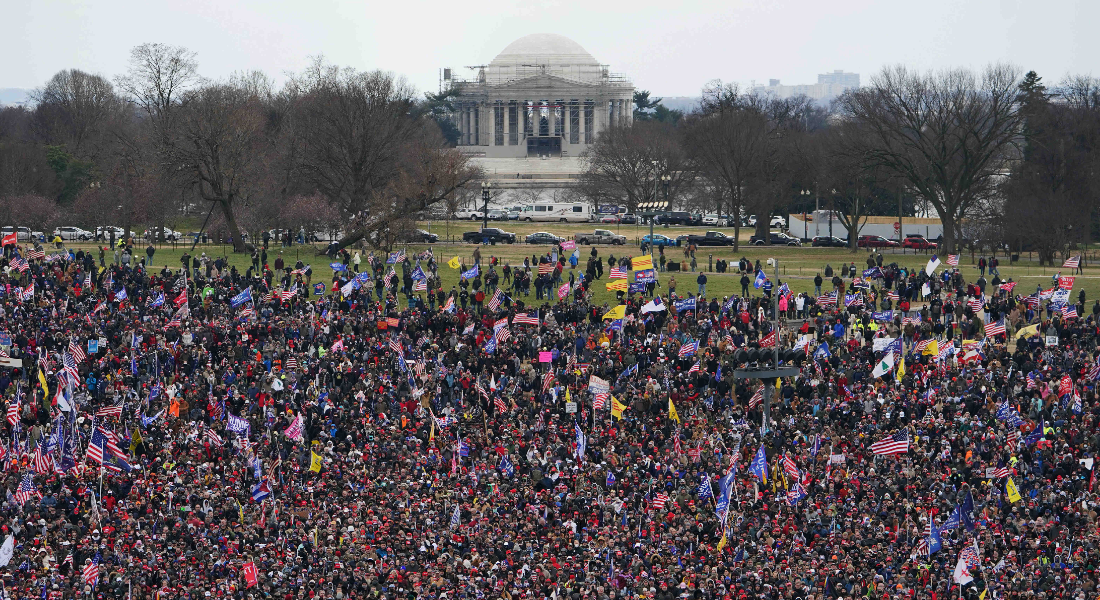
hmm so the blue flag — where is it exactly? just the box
[673,297,696,313]
[330,262,346,272]
[750,446,768,484]
[606,471,615,486]
[499,456,515,478]
[461,265,479,280]
[230,287,252,308]
[754,270,767,289]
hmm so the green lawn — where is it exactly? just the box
[71,232,1098,308]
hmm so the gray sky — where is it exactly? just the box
[4,0,1098,99]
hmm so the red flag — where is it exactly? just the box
[0,232,15,246]
[243,561,259,588]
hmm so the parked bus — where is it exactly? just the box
[518,202,593,222]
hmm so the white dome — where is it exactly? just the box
[491,34,598,66]
[480,34,605,85]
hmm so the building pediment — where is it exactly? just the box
[489,73,605,92]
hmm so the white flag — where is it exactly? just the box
[871,353,895,379]
[921,282,931,298]
[925,255,941,276]
[952,555,973,584]
[0,535,13,567]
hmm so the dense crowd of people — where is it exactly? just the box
[1,238,1099,600]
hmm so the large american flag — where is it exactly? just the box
[946,254,959,266]
[748,387,763,409]
[1063,255,1080,269]
[486,288,504,312]
[816,293,837,306]
[82,552,100,585]
[537,262,554,275]
[870,430,909,455]
[678,340,698,358]
[985,319,1006,338]
[609,267,627,279]
[650,493,670,511]
[68,339,86,363]
[13,472,39,506]
[33,445,54,474]
[6,398,18,426]
[513,312,540,326]
[95,400,123,418]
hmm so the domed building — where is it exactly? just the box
[451,34,634,159]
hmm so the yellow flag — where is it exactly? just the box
[236,498,244,522]
[921,340,939,356]
[603,304,626,320]
[130,429,143,454]
[896,354,905,382]
[979,589,987,600]
[611,397,627,419]
[606,280,628,292]
[632,255,653,270]
[448,256,461,269]
[1015,324,1039,340]
[310,451,323,472]
[668,399,680,423]
[1006,478,1021,503]
[716,530,728,553]
[38,369,48,398]
[429,419,435,442]
[565,388,571,402]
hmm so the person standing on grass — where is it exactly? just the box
[696,272,707,297]
[146,243,155,267]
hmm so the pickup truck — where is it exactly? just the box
[575,229,626,245]
[749,231,802,246]
[683,231,736,246]
[462,228,516,244]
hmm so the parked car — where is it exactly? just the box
[653,212,694,226]
[682,231,736,246]
[1,226,44,242]
[397,229,439,243]
[462,228,516,244]
[640,234,678,247]
[94,226,125,241]
[619,214,637,224]
[857,235,900,248]
[525,232,563,245]
[902,234,937,250]
[769,215,786,228]
[454,209,485,220]
[701,214,721,226]
[144,227,182,241]
[811,236,848,247]
[749,232,802,246]
[575,229,626,245]
[52,226,93,241]
[599,215,621,224]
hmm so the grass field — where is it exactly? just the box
[66,222,1100,310]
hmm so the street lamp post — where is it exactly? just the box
[480,182,492,231]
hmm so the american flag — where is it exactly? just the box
[870,430,909,455]
[913,339,933,353]
[1021,295,1039,309]
[239,306,255,319]
[28,248,45,260]
[389,336,403,354]
[14,472,39,505]
[678,340,698,358]
[203,427,224,446]
[494,325,511,344]
[1005,429,1021,451]
[262,291,274,303]
[782,454,800,479]
[486,288,504,311]
[413,279,427,291]
[82,553,100,585]
[967,297,985,312]
[95,401,123,418]
[609,267,627,279]
[6,398,18,426]
[844,294,863,307]
[1000,281,1017,293]
[33,445,54,474]
[688,361,700,373]
[991,462,1011,478]
[946,255,959,266]
[285,356,298,371]
[21,283,34,301]
[985,319,1006,338]
[651,493,670,511]
[494,396,508,414]
[541,372,554,393]
[62,352,80,383]
[537,262,554,275]
[593,392,608,410]
[748,387,763,409]
[9,257,28,272]
[1063,255,1080,269]
[1062,305,1079,319]
[817,293,837,306]
[280,285,298,300]
[513,312,540,326]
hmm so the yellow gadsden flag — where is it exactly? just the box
[606,280,628,292]
[38,368,48,398]
[1006,478,1022,503]
[603,304,627,320]
[716,530,728,553]
[611,397,627,419]
[896,352,906,383]
[632,255,654,270]
[448,256,461,269]
[921,339,939,356]
[310,451,323,473]
[1015,324,1039,340]
[668,398,680,423]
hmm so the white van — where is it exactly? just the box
[518,203,592,223]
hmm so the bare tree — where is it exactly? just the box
[839,64,1023,252]
[31,70,122,159]
[578,120,694,213]
[167,77,273,251]
[116,43,201,138]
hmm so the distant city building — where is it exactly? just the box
[752,70,860,102]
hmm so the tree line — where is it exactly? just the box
[0,44,479,252]
[581,66,1100,259]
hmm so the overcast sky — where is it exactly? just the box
[3,0,1098,99]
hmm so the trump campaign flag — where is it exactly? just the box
[243,561,259,587]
